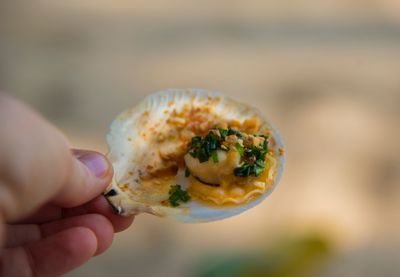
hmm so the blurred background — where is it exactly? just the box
[1,0,400,276]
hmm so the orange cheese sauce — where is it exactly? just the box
[134,175,177,203]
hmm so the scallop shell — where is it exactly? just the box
[104,89,285,223]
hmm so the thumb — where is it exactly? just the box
[0,94,113,221]
[53,149,113,208]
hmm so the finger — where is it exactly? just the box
[62,196,134,232]
[0,227,97,277]
[12,204,62,224]
[52,149,113,208]
[41,214,114,255]
[4,214,114,253]
[4,224,41,248]
[15,197,134,233]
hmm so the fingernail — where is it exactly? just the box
[77,152,109,178]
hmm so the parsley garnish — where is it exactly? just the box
[211,150,219,163]
[234,137,269,177]
[235,142,244,156]
[218,128,228,138]
[188,132,219,162]
[168,185,191,207]
[227,128,243,137]
[187,127,268,177]
[188,127,244,163]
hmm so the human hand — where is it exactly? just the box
[0,94,134,276]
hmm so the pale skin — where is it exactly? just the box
[0,94,134,276]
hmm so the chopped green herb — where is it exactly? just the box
[168,185,191,207]
[188,130,223,163]
[191,136,202,145]
[254,165,264,176]
[198,148,209,162]
[211,150,219,163]
[234,136,269,177]
[218,128,228,138]
[262,139,268,152]
[234,163,265,177]
[227,128,242,137]
[255,159,265,168]
[235,142,244,156]
[234,164,250,177]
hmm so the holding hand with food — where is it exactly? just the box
[0,89,284,275]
